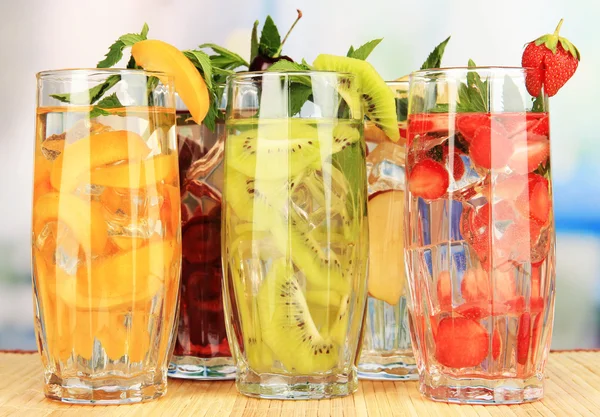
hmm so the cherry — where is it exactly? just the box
[249,55,293,71]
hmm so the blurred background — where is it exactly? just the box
[0,0,597,350]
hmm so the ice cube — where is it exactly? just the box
[101,187,163,240]
[366,141,406,195]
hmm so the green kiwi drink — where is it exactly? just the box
[223,115,368,397]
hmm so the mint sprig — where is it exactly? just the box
[250,20,260,62]
[199,43,249,70]
[89,93,124,118]
[258,16,281,57]
[420,36,451,69]
[346,39,383,61]
[51,74,121,104]
[266,60,312,116]
[97,23,148,68]
[457,59,489,112]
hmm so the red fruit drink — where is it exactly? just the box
[405,67,555,405]
[169,105,235,379]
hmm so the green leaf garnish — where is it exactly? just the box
[97,41,126,68]
[347,39,383,61]
[250,20,260,62]
[456,59,489,112]
[420,36,451,69]
[199,43,249,70]
[264,60,312,116]
[258,16,281,57]
[89,93,124,118]
[532,92,545,112]
[184,50,214,90]
[50,74,121,104]
[97,22,148,68]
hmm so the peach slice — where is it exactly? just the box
[33,192,108,254]
[57,239,179,310]
[131,39,210,124]
[50,130,151,191]
[367,190,406,305]
[90,154,178,189]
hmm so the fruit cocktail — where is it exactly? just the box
[32,69,181,404]
[169,95,235,379]
[405,67,556,404]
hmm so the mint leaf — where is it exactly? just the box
[140,22,149,39]
[258,16,281,57]
[346,45,355,57]
[119,33,144,47]
[97,40,126,68]
[267,60,310,72]
[250,20,260,62]
[288,84,313,116]
[347,38,383,61]
[50,75,121,104]
[456,59,488,112]
[184,50,213,90]
[199,43,249,68]
[89,93,123,117]
[420,36,451,69]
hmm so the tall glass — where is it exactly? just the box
[405,67,555,404]
[359,81,416,380]
[222,71,369,399]
[169,93,236,379]
[32,69,181,404]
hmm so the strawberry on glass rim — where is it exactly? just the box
[522,19,581,97]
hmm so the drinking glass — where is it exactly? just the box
[222,71,369,399]
[405,67,555,404]
[169,92,236,379]
[32,69,181,404]
[359,81,417,380]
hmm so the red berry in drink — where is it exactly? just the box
[515,174,550,226]
[469,126,514,169]
[461,268,490,303]
[408,159,449,200]
[456,114,490,143]
[508,133,550,175]
[435,317,489,368]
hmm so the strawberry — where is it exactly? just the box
[528,115,550,136]
[461,268,490,303]
[435,317,489,368]
[515,174,550,225]
[492,329,502,360]
[436,270,453,309]
[456,114,490,143]
[469,126,514,169]
[508,133,550,175]
[522,19,580,97]
[517,313,532,365]
[408,159,449,200]
[447,150,465,181]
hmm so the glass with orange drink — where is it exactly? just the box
[32,69,181,404]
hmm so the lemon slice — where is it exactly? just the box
[132,39,210,124]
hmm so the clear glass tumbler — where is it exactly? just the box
[32,69,181,404]
[359,81,417,380]
[169,93,236,379]
[222,71,369,399]
[405,67,555,404]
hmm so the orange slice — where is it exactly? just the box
[33,192,108,254]
[57,239,179,310]
[50,130,151,191]
[131,40,210,124]
[90,153,178,189]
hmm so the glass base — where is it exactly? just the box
[236,369,358,400]
[358,351,417,380]
[169,355,236,380]
[44,370,167,405]
[419,372,544,404]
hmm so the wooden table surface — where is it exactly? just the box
[1,351,599,416]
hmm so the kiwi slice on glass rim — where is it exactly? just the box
[313,54,400,142]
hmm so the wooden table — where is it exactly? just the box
[1,351,599,416]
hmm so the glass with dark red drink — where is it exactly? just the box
[168,96,235,379]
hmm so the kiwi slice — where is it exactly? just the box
[226,119,362,180]
[257,260,339,373]
[313,54,400,142]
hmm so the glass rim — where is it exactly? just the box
[36,68,172,79]
[410,66,533,80]
[227,70,356,82]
